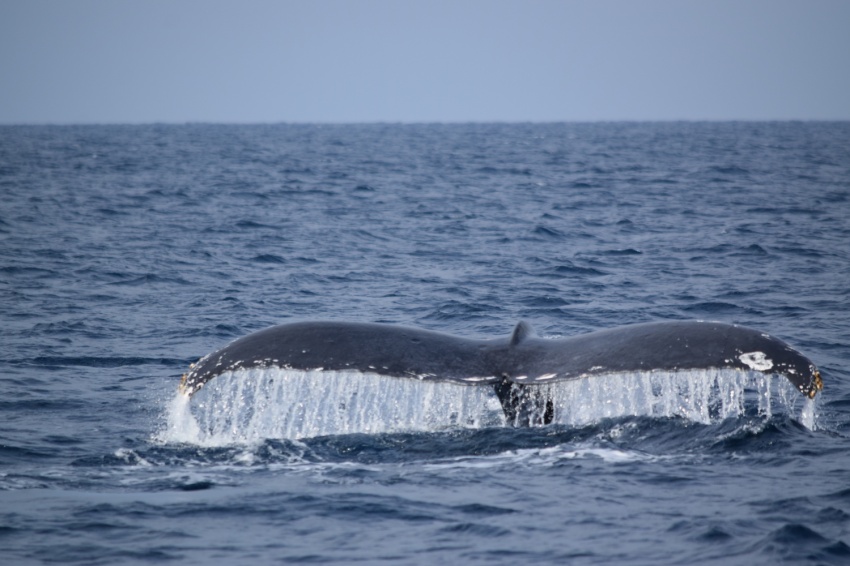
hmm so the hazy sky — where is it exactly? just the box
[1,0,848,123]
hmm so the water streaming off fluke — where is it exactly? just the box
[162,368,816,445]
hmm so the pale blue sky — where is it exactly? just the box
[1,0,848,123]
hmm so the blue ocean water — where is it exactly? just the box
[1,122,849,564]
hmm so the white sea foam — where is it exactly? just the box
[421,444,652,473]
[160,368,817,445]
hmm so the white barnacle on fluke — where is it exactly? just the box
[738,351,774,371]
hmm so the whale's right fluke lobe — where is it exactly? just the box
[511,321,823,400]
[180,320,822,425]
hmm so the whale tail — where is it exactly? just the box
[180,320,822,428]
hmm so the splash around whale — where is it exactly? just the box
[179,320,822,427]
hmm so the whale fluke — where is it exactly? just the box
[180,320,822,425]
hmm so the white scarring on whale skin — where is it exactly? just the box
[739,351,774,371]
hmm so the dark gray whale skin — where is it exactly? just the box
[180,320,822,424]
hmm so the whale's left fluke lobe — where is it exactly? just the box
[180,321,497,395]
[180,320,823,424]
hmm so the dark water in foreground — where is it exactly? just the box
[1,122,849,564]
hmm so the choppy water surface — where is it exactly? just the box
[1,122,849,564]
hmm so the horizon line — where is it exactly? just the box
[2,118,849,127]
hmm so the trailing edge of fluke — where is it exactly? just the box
[180,320,822,425]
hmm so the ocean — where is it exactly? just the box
[1,122,849,564]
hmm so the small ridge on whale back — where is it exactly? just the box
[510,320,535,346]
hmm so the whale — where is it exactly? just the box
[180,320,822,426]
